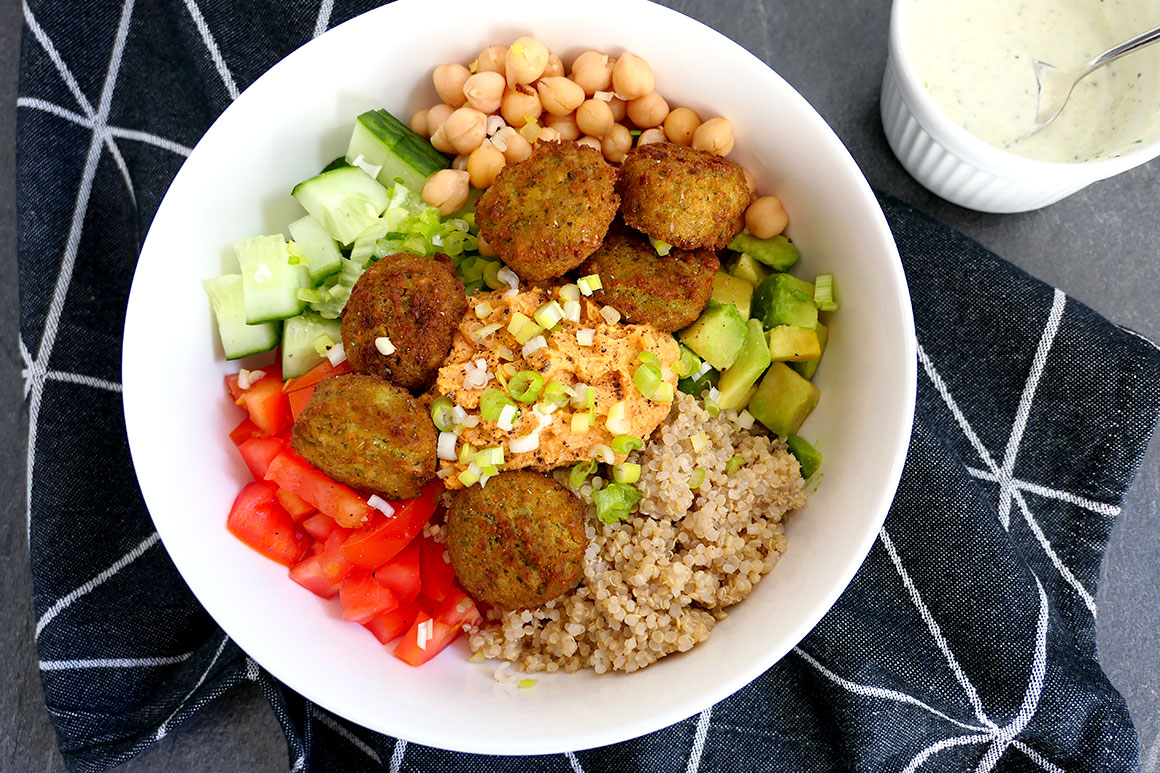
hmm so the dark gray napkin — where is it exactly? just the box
[17,1,1159,770]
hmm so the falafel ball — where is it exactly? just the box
[446,471,587,610]
[475,141,619,282]
[341,252,466,393]
[291,373,436,501]
[617,142,749,251]
[579,224,720,332]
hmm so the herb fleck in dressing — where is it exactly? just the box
[908,0,1152,163]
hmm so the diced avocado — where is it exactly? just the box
[767,325,821,362]
[711,272,753,319]
[752,273,818,330]
[728,233,799,271]
[786,434,822,478]
[747,362,820,437]
[678,300,748,371]
[727,253,771,286]
[790,321,829,380]
[678,364,719,397]
[717,319,772,410]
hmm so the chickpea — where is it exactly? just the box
[742,167,757,200]
[505,36,550,87]
[500,84,543,128]
[545,113,580,141]
[602,123,633,163]
[425,103,454,137]
[692,117,735,155]
[423,169,470,215]
[537,127,561,143]
[663,107,700,145]
[409,109,429,137]
[637,127,666,146]
[476,45,507,76]
[612,52,654,100]
[745,196,788,239]
[498,129,533,163]
[626,91,669,128]
[468,141,506,189]
[443,107,488,155]
[576,135,603,151]
[429,125,455,155]
[463,71,505,114]
[607,96,627,123]
[570,51,614,96]
[537,76,586,117]
[576,98,614,137]
[543,54,565,78]
[433,64,470,108]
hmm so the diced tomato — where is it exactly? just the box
[363,601,421,645]
[340,481,442,569]
[229,417,264,446]
[227,481,309,567]
[264,450,374,528]
[282,357,351,394]
[238,436,290,481]
[238,368,291,436]
[301,512,337,542]
[393,612,459,666]
[288,529,353,599]
[225,372,243,401]
[419,535,456,602]
[287,385,316,422]
[436,585,482,629]
[339,571,400,624]
[275,487,314,522]
[373,538,421,604]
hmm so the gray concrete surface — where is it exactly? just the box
[3,0,1157,770]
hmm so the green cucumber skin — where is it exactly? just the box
[203,274,281,360]
[347,109,449,194]
[281,311,343,379]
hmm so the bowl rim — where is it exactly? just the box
[888,0,1160,181]
[123,0,917,754]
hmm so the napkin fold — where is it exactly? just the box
[17,1,1160,771]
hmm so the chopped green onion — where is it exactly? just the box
[649,236,672,256]
[577,274,603,296]
[633,363,663,396]
[637,351,659,367]
[470,651,485,663]
[558,283,581,302]
[312,334,336,357]
[430,396,455,432]
[585,386,596,411]
[518,678,538,689]
[458,442,477,465]
[703,393,721,416]
[611,435,644,454]
[570,411,590,433]
[496,402,518,431]
[689,468,706,489]
[605,400,632,435]
[475,301,493,319]
[814,274,838,311]
[507,312,543,345]
[646,381,674,403]
[613,462,641,484]
[509,371,543,403]
[592,482,642,524]
[474,446,505,468]
[483,261,506,290]
[480,387,516,422]
[675,346,701,378]
[690,432,709,453]
[540,380,571,409]
[629,129,642,136]
[457,466,480,487]
[533,301,566,330]
[569,459,598,489]
[726,455,745,475]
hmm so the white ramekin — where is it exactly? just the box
[882,0,1160,213]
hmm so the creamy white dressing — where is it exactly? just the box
[908,0,1158,163]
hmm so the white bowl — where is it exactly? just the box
[883,0,1160,213]
[123,0,915,755]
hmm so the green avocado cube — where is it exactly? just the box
[786,434,822,478]
[717,319,772,410]
[752,273,818,331]
[728,233,799,271]
[790,321,829,380]
[711,272,753,320]
[727,253,771,286]
[767,325,821,362]
[678,301,748,371]
[747,362,820,437]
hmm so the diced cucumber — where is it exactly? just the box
[236,235,310,324]
[202,274,280,359]
[281,311,344,379]
[292,166,390,245]
[350,219,390,264]
[288,215,343,282]
[346,109,450,195]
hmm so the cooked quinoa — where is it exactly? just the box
[467,392,807,673]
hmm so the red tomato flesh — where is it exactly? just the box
[282,358,351,394]
[238,368,291,436]
[419,535,456,602]
[364,601,421,645]
[237,436,289,481]
[373,538,421,604]
[340,571,400,624]
[288,529,353,599]
[301,512,337,542]
[264,450,373,528]
[275,487,314,522]
[340,481,441,569]
[287,385,316,423]
[393,612,459,666]
[437,586,483,630]
[227,481,309,567]
[229,417,264,446]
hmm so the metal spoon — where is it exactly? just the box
[1032,23,1160,130]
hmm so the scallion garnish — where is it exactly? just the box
[611,435,644,454]
[569,459,598,489]
[613,462,641,484]
[689,468,706,489]
[508,371,544,403]
[480,387,516,422]
[814,274,838,311]
[430,396,455,432]
[592,481,642,523]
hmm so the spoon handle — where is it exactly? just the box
[1085,23,1160,73]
